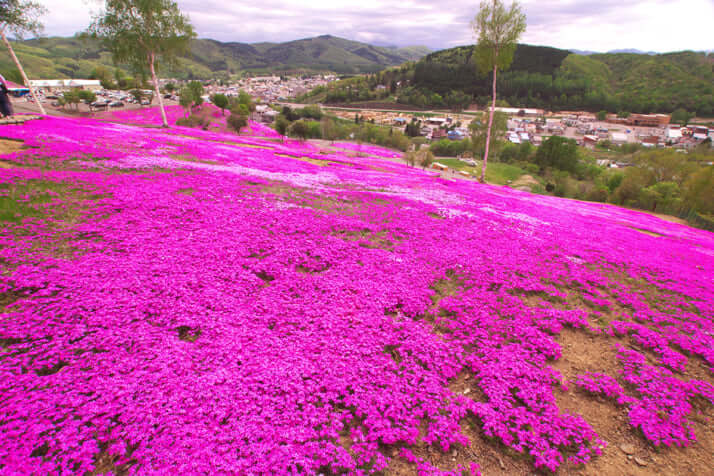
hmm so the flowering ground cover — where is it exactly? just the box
[93,104,283,139]
[0,108,712,475]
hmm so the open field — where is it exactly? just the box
[0,107,713,475]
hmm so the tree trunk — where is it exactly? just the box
[149,52,168,128]
[1,29,46,115]
[481,64,498,183]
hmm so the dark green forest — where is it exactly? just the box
[302,45,714,116]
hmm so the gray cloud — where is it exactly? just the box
[35,0,714,52]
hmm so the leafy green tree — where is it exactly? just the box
[164,82,176,93]
[130,89,144,103]
[671,108,692,126]
[211,93,228,115]
[91,65,117,89]
[535,136,578,173]
[320,117,337,143]
[275,115,289,139]
[446,90,472,112]
[419,149,435,169]
[236,90,255,113]
[231,103,249,118]
[78,89,97,110]
[178,86,193,117]
[471,0,526,182]
[683,166,714,215]
[403,150,417,167]
[227,112,247,133]
[596,110,608,121]
[0,0,47,114]
[289,120,310,141]
[62,90,81,110]
[469,111,507,159]
[187,81,204,108]
[90,0,195,127]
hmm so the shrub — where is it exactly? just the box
[289,120,310,141]
[227,114,248,134]
[176,115,209,129]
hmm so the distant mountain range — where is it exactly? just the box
[0,35,431,81]
[570,48,711,56]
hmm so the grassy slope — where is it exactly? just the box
[435,158,526,185]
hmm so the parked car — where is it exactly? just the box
[140,99,151,106]
[109,101,124,108]
[91,100,110,108]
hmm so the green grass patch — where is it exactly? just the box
[435,158,525,185]
[0,180,90,224]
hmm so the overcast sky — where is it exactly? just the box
[36,0,713,53]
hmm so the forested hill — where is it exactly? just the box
[0,35,431,81]
[410,45,713,114]
[307,44,713,115]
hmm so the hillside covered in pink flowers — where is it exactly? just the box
[0,107,712,475]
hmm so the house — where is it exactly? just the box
[690,126,709,136]
[426,117,447,127]
[610,132,628,145]
[666,126,682,141]
[583,135,599,149]
[626,114,670,127]
[261,110,278,124]
[641,136,660,148]
[431,162,448,171]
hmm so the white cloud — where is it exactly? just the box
[32,0,714,52]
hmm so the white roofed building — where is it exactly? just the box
[29,79,102,91]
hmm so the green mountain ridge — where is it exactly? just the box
[302,44,713,115]
[0,34,431,81]
[409,45,713,114]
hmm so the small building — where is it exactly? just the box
[261,110,278,124]
[611,132,628,145]
[426,117,447,127]
[29,79,102,91]
[431,162,448,171]
[583,135,599,149]
[666,126,682,141]
[494,107,544,116]
[626,114,670,128]
[641,136,660,148]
